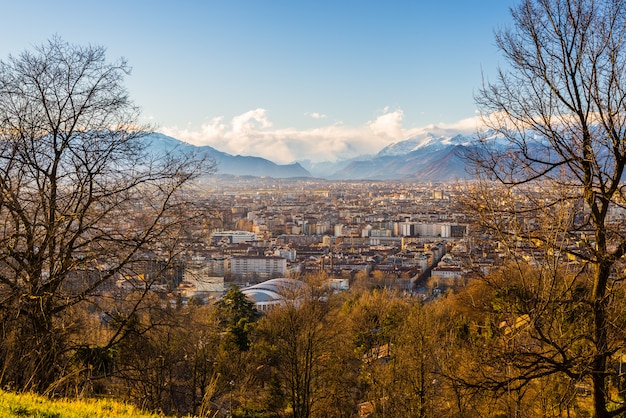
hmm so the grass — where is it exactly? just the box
[0,390,166,417]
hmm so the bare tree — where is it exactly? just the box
[256,279,358,418]
[469,0,626,416]
[0,37,211,392]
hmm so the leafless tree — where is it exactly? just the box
[0,37,212,392]
[468,0,626,416]
[256,279,358,418]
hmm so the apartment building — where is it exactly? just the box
[211,230,257,245]
[228,255,287,279]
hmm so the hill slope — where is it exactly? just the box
[145,133,311,178]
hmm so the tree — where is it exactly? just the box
[374,303,442,418]
[256,281,358,418]
[111,298,222,415]
[469,0,626,416]
[0,37,210,392]
[215,284,260,351]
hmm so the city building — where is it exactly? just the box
[229,255,287,280]
[211,230,257,245]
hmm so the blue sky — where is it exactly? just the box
[1,1,516,163]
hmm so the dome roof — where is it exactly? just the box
[241,278,304,303]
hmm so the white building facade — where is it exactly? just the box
[229,255,287,279]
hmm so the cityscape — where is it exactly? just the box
[166,178,477,306]
[2,1,626,417]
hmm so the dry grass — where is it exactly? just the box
[0,390,171,418]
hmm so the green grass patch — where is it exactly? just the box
[0,390,165,417]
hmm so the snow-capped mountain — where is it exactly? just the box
[376,133,470,157]
[141,131,483,181]
[322,133,478,181]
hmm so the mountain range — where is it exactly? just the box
[145,133,310,178]
[144,132,479,181]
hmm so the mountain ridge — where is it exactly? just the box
[144,131,477,181]
[145,133,312,178]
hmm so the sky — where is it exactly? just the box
[1,1,517,163]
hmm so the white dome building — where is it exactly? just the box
[241,278,304,312]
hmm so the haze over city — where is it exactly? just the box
[1,0,516,163]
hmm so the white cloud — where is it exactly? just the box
[161,108,481,164]
[435,115,483,132]
[231,108,272,134]
[307,112,327,119]
[367,107,404,140]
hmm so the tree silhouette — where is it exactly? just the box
[469,0,626,416]
[0,37,211,392]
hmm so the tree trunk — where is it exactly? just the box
[592,264,611,418]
